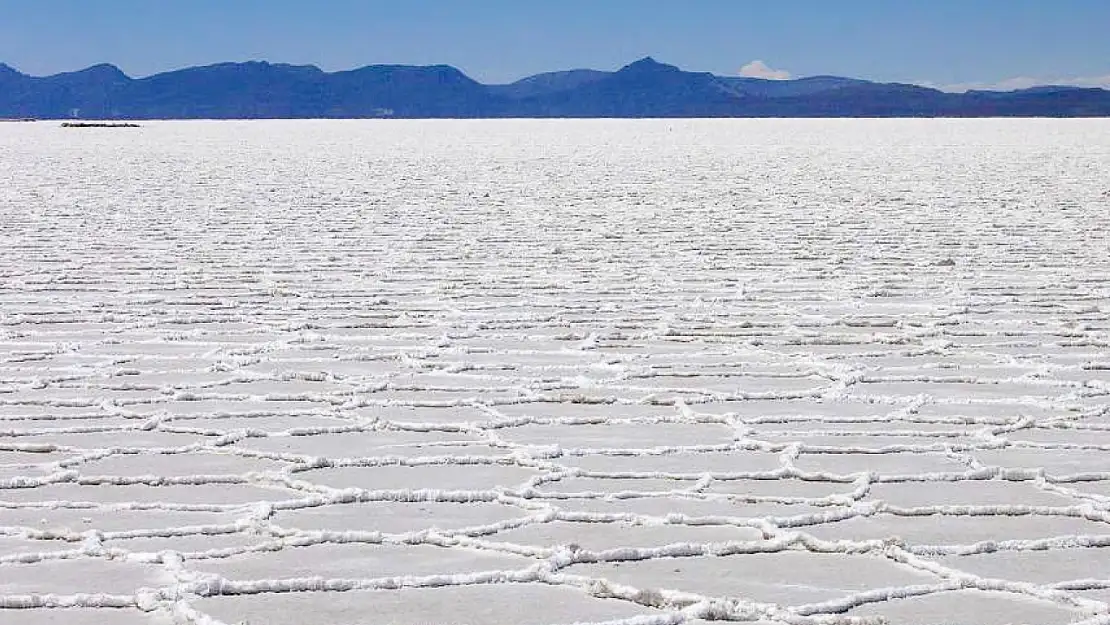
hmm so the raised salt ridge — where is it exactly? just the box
[1,119,1110,624]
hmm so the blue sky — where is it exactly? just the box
[2,0,1108,89]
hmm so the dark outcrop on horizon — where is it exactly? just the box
[2,57,1109,119]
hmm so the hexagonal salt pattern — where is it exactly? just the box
[3,119,1110,624]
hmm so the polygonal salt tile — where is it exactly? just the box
[272,501,533,534]
[1063,480,1110,498]
[0,483,304,506]
[974,448,1110,476]
[794,451,967,475]
[911,402,1062,420]
[560,450,781,474]
[939,547,1110,585]
[1004,427,1110,446]
[846,589,1081,625]
[866,479,1075,508]
[626,374,828,394]
[242,357,402,378]
[1074,588,1110,606]
[293,463,540,491]
[0,449,78,465]
[690,399,889,419]
[0,535,71,557]
[0,507,239,534]
[491,402,676,419]
[489,520,762,551]
[0,405,118,419]
[497,422,734,449]
[0,558,172,595]
[164,414,353,433]
[104,532,267,555]
[358,404,489,425]
[756,419,978,435]
[371,389,523,403]
[535,476,698,495]
[0,464,55,480]
[122,399,326,417]
[707,478,855,500]
[0,416,138,433]
[207,379,357,397]
[3,609,175,625]
[17,430,206,450]
[232,430,492,459]
[191,583,658,625]
[191,542,527,580]
[553,496,830,522]
[780,433,976,451]
[572,550,935,606]
[804,513,1109,547]
[850,381,1058,402]
[101,371,240,389]
[75,451,290,477]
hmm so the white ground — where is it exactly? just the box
[1,119,1109,624]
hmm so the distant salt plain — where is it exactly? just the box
[2,119,1110,625]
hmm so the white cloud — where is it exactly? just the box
[920,73,1110,93]
[739,60,791,80]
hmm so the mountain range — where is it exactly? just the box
[2,57,1109,119]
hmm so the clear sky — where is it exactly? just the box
[2,0,1108,90]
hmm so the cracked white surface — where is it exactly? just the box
[1,119,1110,624]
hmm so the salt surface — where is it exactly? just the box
[2,119,1110,624]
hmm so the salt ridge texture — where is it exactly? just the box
[1,119,1109,625]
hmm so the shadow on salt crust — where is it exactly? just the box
[192,583,658,625]
[847,589,1081,625]
[572,551,934,606]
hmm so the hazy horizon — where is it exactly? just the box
[1,0,1108,92]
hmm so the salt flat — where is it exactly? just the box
[1,119,1110,624]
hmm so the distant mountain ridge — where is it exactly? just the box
[2,57,1109,119]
